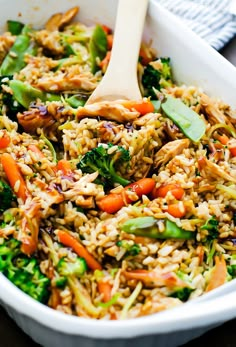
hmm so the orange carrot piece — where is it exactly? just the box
[229,147,236,156]
[101,24,112,34]
[56,159,72,175]
[107,34,113,50]
[57,230,102,271]
[166,203,186,218]
[98,281,112,303]
[99,51,111,72]
[28,144,44,159]
[122,99,154,115]
[1,153,28,202]
[0,130,10,149]
[139,48,153,66]
[206,256,227,292]
[217,134,229,145]
[98,178,156,214]
[152,184,185,200]
[123,269,187,288]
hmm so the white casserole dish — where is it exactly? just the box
[1,0,236,346]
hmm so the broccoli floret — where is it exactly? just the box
[57,257,87,277]
[0,180,15,212]
[77,143,131,188]
[201,216,219,241]
[170,287,194,302]
[0,76,24,121]
[116,240,141,257]
[142,57,173,99]
[0,238,50,303]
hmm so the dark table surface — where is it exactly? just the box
[1,36,236,347]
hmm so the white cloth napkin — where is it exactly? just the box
[157,0,236,50]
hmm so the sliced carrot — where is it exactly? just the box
[107,34,113,50]
[139,47,153,66]
[123,269,187,288]
[0,130,10,149]
[206,256,227,292]
[165,203,186,218]
[57,230,102,271]
[122,99,154,115]
[97,178,156,214]
[28,144,44,159]
[229,147,236,156]
[56,159,72,175]
[98,281,112,303]
[217,134,229,145]
[1,153,28,202]
[152,184,184,200]
[101,24,112,34]
[99,51,111,72]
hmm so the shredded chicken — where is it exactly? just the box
[154,139,190,168]
[198,157,236,183]
[17,103,73,140]
[200,93,227,124]
[76,100,140,123]
[35,71,97,92]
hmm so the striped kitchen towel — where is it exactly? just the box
[157,0,236,50]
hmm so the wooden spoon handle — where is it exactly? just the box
[87,0,149,103]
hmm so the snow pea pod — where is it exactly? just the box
[121,216,195,240]
[161,95,206,142]
[89,25,108,73]
[7,20,24,35]
[0,26,37,75]
[9,80,60,108]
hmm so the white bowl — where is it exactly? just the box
[1,1,236,346]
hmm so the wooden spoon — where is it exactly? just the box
[86,0,149,104]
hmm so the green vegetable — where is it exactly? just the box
[227,264,236,278]
[7,20,24,35]
[65,95,86,108]
[0,180,15,212]
[77,143,131,188]
[40,133,57,163]
[170,287,194,301]
[0,25,37,75]
[116,240,141,256]
[201,216,219,241]
[97,293,120,308]
[121,216,195,240]
[0,238,49,303]
[57,257,87,277]
[142,58,173,99]
[151,100,161,113]
[9,80,60,109]
[216,184,236,200]
[0,76,24,120]
[89,25,107,73]
[161,95,206,142]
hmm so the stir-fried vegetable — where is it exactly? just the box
[77,143,131,188]
[121,216,194,240]
[0,26,37,75]
[57,257,87,277]
[116,240,141,256]
[0,238,49,302]
[161,95,206,142]
[7,20,24,35]
[97,178,156,214]
[1,153,28,202]
[57,230,102,271]
[206,256,227,292]
[89,24,108,73]
[0,179,15,212]
[9,80,60,108]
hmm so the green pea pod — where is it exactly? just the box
[151,100,161,113]
[121,216,194,240]
[89,25,107,73]
[7,20,24,35]
[161,95,206,142]
[9,80,61,108]
[65,95,86,108]
[0,25,37,75]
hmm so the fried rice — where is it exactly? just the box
[0,6,236,320]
